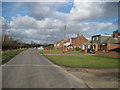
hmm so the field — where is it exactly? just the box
[39,50,119,68]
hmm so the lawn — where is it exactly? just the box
[38,50,119,68]
[42,52,119,68]
[1,49,27,62]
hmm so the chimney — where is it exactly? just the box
[77,32,80,37]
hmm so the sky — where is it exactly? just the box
[1,0,119,44]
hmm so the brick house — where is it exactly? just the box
[91,34,120,51]
[72,33,88,49]
[54,33,88,51]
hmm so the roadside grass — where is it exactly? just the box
[45,55,119,68]
[1,49,27,62]
[38,50,83,54]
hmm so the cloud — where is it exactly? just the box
[7,15,116,43]
[3,0,120,2]
[14,2,68,21]
[2,1,118,43]
[3,0,67,2]
[13,1,118,22]
[70,1,118,21]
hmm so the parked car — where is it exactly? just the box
[86,49,95,54]
[44,48,52,50]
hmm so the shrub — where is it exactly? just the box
[75,47,81,51]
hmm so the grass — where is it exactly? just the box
[45,55,118,68]
[38,50,119,68]
[1,49,27,62]
[38,50,83,54]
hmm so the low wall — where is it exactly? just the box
[95,51,120,58]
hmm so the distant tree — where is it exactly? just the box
[113,30,120,34]
[48,44,54,48]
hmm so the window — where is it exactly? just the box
[96,37,98,40]
[93,37,98,41]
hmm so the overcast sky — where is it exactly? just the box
[1,0,119,44]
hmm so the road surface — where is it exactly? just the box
[2,48,89,88]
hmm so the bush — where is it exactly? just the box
[75,47,81,51]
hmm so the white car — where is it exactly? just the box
[38,46,44,50]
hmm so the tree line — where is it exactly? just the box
[2,34,31,50]
[1,34,54,51]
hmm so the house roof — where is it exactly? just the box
[82,41,91,45]
[91,34,119,45]
[101,37,120,44]
[71,37,76,42]
[72,35,88,46]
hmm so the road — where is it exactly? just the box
[2,48,89,88]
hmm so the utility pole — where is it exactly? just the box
[63,25,67,53]
[64,25,66,39]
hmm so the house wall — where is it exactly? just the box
[92,44,99,51]
[91,44,120,51]
[82,45,91,50]
[107,44,120,51]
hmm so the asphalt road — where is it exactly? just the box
[2,48,89,88]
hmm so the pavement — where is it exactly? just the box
[66,68,119,88]
[2,48,89,88]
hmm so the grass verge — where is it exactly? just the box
[1,49,27,64]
